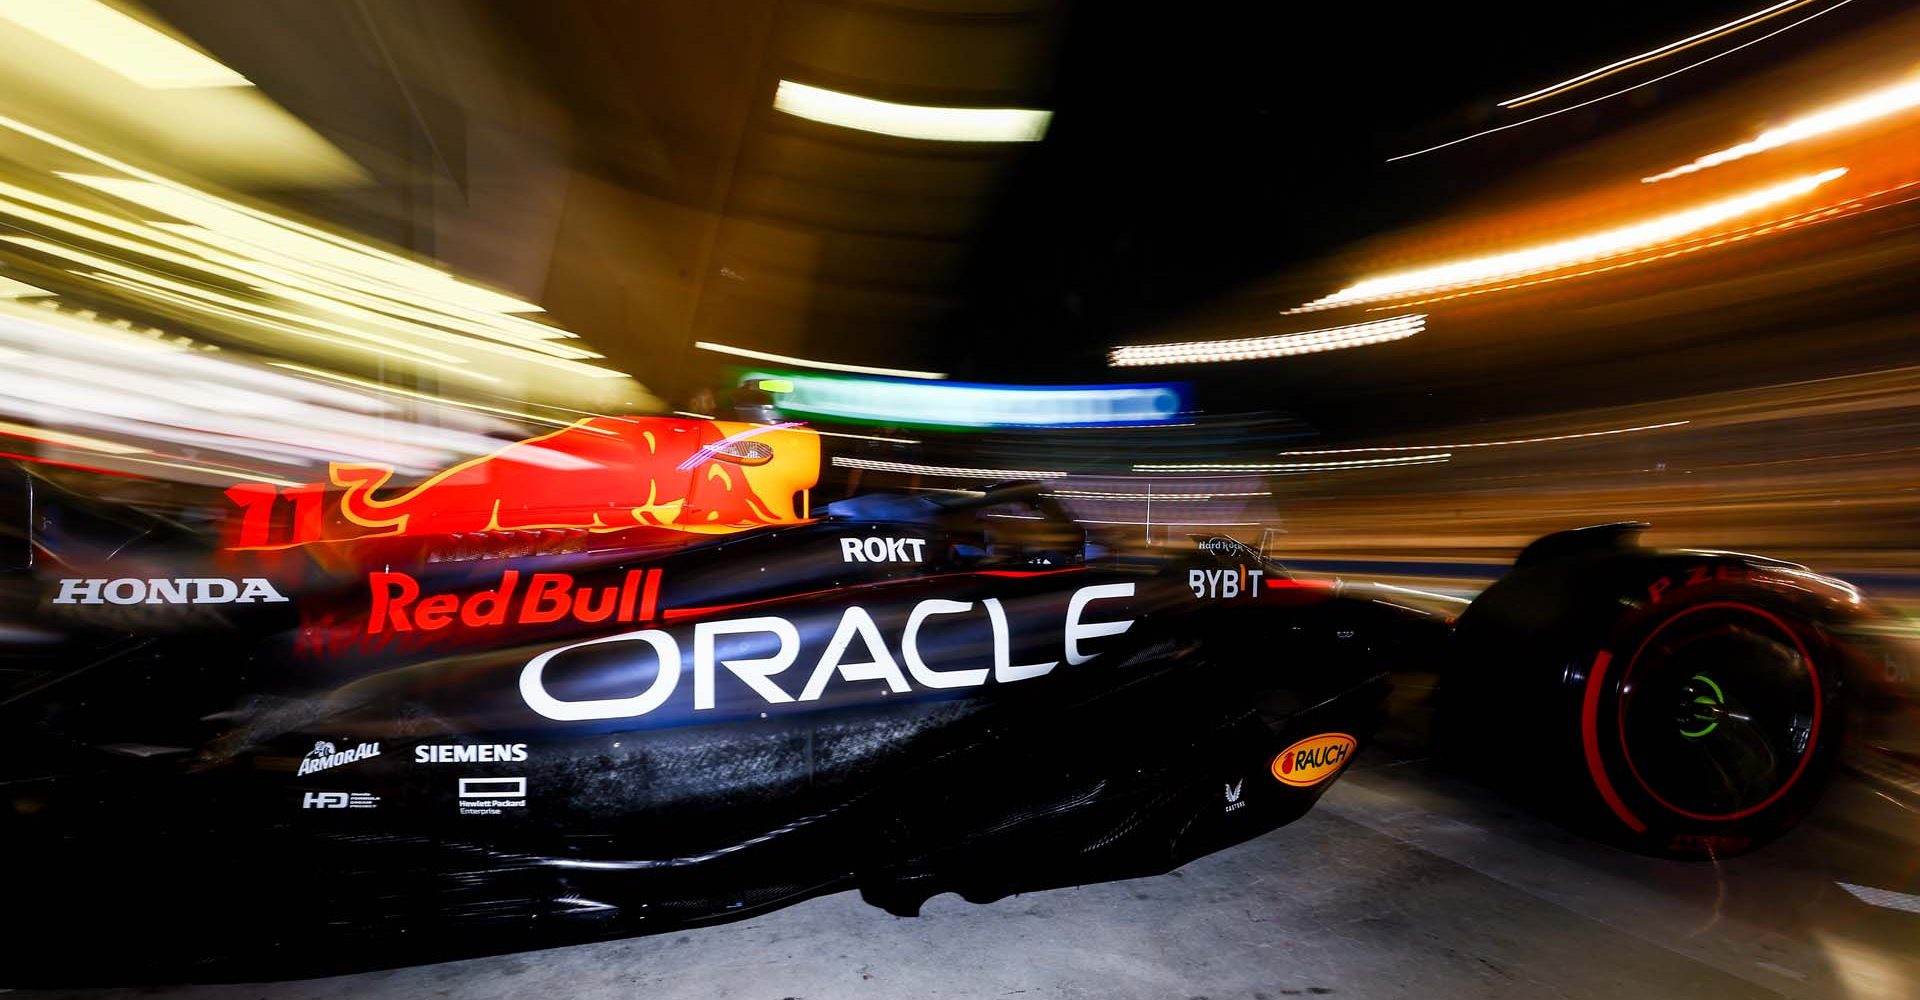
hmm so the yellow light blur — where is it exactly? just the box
[1046,490,1273,502]
[1644,74,1920,183]
[267,362,591,430]
[1134,454,1452,472]
[0,116,644,406]
[0,0,251,89]
[0,236,465,364]
[695,340,947,379]
[0,273,52,298]
[1110,315,1425,367]
[113,455,302,487]
[57,175,581,349]
[83,270,501,380]
[1279,420,1690,455]
[1499,0,1813,108]
[1290,169,1846,311]
[1074,517,1260,527]
[0,181,593,377]
[831,456,1067,479]
[773,80,1051,143]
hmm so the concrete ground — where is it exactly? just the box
[26,752,1919,1000]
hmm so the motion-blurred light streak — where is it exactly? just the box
[1386,0,1858,162]
[1076,518,1261,527]
[1280,420,1689,455]
[1047,489,1273,501]
[696,341,946,379]
[0,0,252,89]
[1109,315,1425,367]
[0,302,573,484]
[0,274,51,298]
[0,417,146,454]
[831,456,1068,479]
[807,428,923,445]
[1290,169,1846,311]
[0,115,639,398]
[266,363,594,430]
[1499,0,1815,108]
[773,80,1051,143]
[1378,176,1920,309]
[761,372,1188,428]
[1644,73,1920,183]
[1135,454,1452,472]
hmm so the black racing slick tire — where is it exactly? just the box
[1446,555,1847,860]
[1572,586,1840,858]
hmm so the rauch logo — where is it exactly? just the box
[1269,733,1356,788]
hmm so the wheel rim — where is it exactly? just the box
[1617,603,1821,822]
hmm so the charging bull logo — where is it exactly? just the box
[321,417,819,539]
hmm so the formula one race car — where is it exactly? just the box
[0,418,1884,983]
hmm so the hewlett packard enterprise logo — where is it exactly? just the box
[457,777,527,816]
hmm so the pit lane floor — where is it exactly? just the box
[26,745,1918,1000]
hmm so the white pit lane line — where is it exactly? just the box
[1836,881,1920,915]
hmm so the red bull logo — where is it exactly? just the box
[368,569,662,633]
[227,417,820,549]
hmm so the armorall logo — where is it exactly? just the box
[296,740,381,777]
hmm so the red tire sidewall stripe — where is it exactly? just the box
[1581,650,1649,833]
[1613,601,1823,824]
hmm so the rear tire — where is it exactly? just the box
[1577,588,1839,858]
[1445,564,1844,860]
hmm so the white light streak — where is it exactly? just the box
[1135,453,1451,473]
[1280,420,1689,455]
[696,341,946,380]
[1836,882,1920,915]
[832,456,1066,480]
[773,80,1051,143]
[1499,1,1812,108]
[1110,315,1425,367]
[1370,583,1474,604]
[1386,0,1857,162]
[1047,489,1273,501]
[1290,170,1845,311]
[1645,74,1920,182]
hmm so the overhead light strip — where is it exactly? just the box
[1110,315,1424,367]
[773,80,1051,143]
